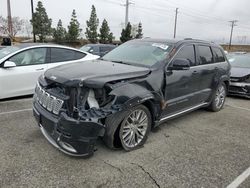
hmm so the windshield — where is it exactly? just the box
[102,41,172,67]
[0,46,20,59]
[228,54,250,68]
[80,45,92,52]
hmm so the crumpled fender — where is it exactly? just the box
[110,83,155,108]
[103,83,156,149]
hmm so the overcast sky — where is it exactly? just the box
[1,0,250,43]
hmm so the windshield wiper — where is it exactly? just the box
[109,60,131,65]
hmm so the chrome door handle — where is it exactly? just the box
[36,68,44,71]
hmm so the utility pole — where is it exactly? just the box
[124,0,132,28]
[173,8,179,38]
[31,0,36,42]
[7,0,13,38]
[228,20,238,50]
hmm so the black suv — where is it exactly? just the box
[33,39,230,157]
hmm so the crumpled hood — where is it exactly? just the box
[231,67,250,78]
[44,60,150,88]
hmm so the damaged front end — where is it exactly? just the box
[33,78,122,157]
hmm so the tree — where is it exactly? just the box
[67,10,81,42]
[120,22,132,43]
[30,1,52,42]
[53,19,66,43]
[0,16,24,39]
[99,19,113,43]
[85,5,99,43]
[108,32,114,43]
[135,22,143,39]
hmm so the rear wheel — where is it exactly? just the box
[208,83,227,112]
[119,105,151,151]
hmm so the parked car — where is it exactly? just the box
[227,53,250,98]
[79,44,116,57]
[0,43,99,99]
[33,39,230,157]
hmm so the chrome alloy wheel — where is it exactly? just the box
[121,109,149,148]
[215,85,226,109]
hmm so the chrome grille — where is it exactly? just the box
[35,84,64,115]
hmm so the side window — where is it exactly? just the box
[51,48,75,63]
[75,51,86,59]
[50,48,86,63]
[100,47,109,53]
[9,48,47,66]
[174,45,196,66]
[91,46,99,54]
[197,45,213,65]
[212,47,225,62]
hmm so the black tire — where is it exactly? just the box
[119,105,152,151]
[208,82,227,112]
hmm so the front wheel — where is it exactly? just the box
[208,83,227,112]
[119,105,152,151]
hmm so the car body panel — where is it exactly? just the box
[44,60,151,88]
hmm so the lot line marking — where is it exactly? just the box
[0,108,32,116]
[227,166,250,188]
[226,104,250,112]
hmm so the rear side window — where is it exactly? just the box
[50,48,86,63]
[174,45,196,66]
[212,47,225,62]
[197,45,213,65]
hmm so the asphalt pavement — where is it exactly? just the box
[0,96,249,188]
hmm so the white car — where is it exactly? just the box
[0,44,99,99]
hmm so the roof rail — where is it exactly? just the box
[184,38,193,40]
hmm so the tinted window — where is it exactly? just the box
[75,51,86,59]
[9,48,47,66]
[198,46,213,65]
[50,48,86,63]
[174,45,196,66]
[212,47,225,62]
[100,47,110,53]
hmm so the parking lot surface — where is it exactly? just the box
[0,97,249,188]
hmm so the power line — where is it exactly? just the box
[7,0,13,37]
[173,8,178,38]
[31,0,36,42]
[124,0,133,27]
[229,20,238,50]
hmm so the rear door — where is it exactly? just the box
[195,45,217,103]
[0,47,48,98]
[163,44,201,116]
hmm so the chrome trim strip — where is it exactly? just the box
[159,103,208,122]
[230,82,250,87]
[40,126,59,149]
[39,124,89,157]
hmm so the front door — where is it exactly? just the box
[162,44,201,116]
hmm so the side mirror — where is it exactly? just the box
[89,49,94,53]
[4,61,16,68]
[168,58,190,70]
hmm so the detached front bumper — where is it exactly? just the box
[228,82,250,98]
[33,102,105,157]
